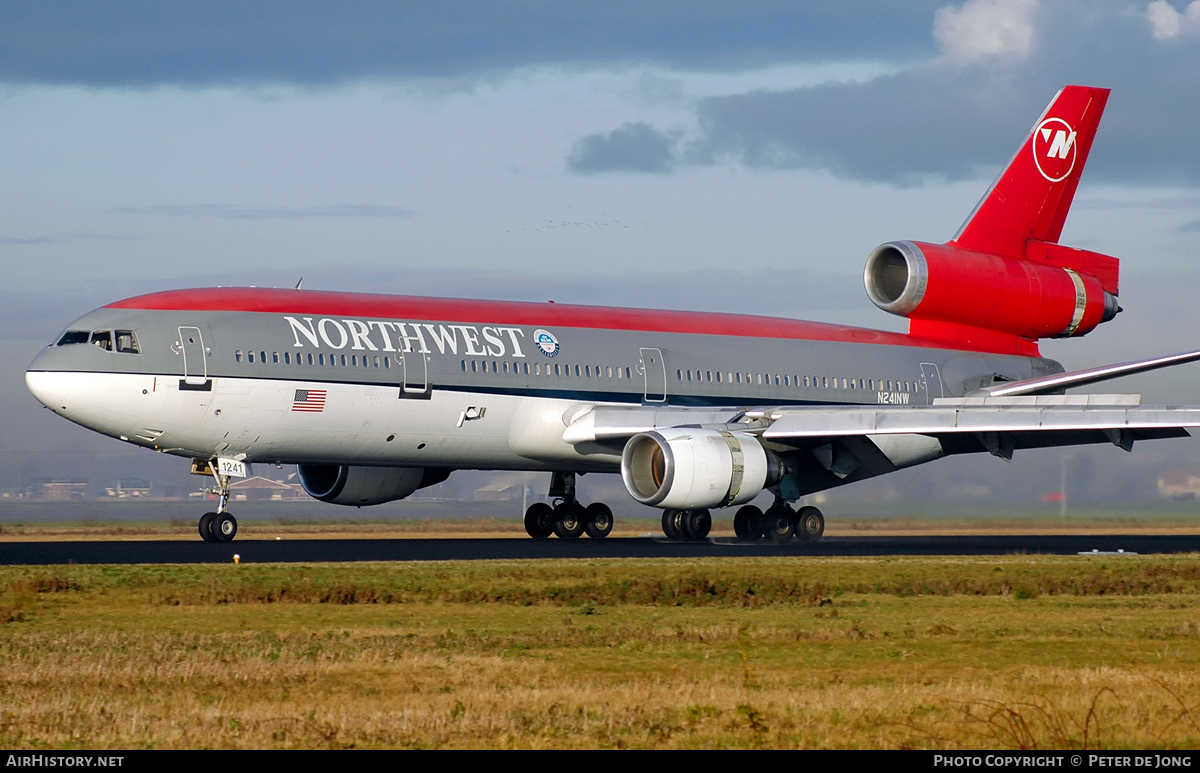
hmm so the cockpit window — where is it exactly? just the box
[57,331,90,346]
[115,330,140,354]
[90,331,113,351]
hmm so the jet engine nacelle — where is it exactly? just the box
[297,464,450,506]
[864,241,1119,343]
[620,428,782,510]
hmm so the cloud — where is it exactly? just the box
[1146,0,1200,39]
[933,0,1038,62]
[0,2,946,87]
[576,1,1200,185]
[1178,220,1200,232]
[112,204,413,220]
[568,122,680,174]
[0,235,56,245]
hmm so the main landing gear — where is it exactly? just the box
[660,509,712,541]
[524,471,613,540]
[196,461,238,543]
[733,501,825,543]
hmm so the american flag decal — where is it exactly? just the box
[292,389,327,413]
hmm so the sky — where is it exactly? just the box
[3,0,1200,506]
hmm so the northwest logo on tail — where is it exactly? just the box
[1032,117,1077,182]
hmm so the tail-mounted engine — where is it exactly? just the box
[621,428,782,510]
[297,464,450,506]
[864,240,1119,354]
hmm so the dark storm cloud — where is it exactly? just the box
[112,204,414,220]
[568,122,680,174]
[0,1,944,86]
[581,2,1200,185]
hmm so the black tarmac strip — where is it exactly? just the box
[1,534,1199,565]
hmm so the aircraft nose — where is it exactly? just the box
[25,370,74,411]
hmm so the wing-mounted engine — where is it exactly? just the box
[864,85,1120,356]
[297,464,451,506]
[620,428,782,510]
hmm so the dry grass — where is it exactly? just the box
[2,556,1200,748]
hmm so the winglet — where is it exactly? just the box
[951,86,1110,258]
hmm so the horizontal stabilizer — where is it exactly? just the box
[977,348,1200,397]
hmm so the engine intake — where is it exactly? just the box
[297,464,450,506]
[621,429,782,510]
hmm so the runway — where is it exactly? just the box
[1,534,1197,565]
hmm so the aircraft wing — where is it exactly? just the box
[563,394,1199,460]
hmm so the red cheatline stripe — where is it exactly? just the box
[105,287,928,347]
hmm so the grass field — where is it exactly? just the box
[2,555,1200,749]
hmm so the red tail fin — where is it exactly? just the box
[951,86,1109,258]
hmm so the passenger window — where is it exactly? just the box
[114,330,140,354]
[57,331,90,346]
[260,351,266,363]
[235,350,243,363]
[272,352,279,364]
[284,352,291,364]
[90,331,113,351]
[248,351,255,363]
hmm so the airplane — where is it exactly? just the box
[24,85,1200,544]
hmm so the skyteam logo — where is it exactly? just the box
[533,329,560,357]
[1032,117,1077,183]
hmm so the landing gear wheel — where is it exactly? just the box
[198,512,218,543]
[661,509,684,540]
[552,503,586,540]
[524,502,554,539]
[795,506,825,542]
[684,509,712,540]
[583,503,613,539]
[765,505,795,543]
[211,512,238,543]
[734,506,764,541]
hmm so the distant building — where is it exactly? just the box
[473,480,523,501]
[29,478,88,501]
[228,476,307,502]
[105,477,152,498]
[1158,468,1200,501]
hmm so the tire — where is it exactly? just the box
[198,512,218,543]
[765,505,795,543]
[552,503,586,540]
[733,506,762,541]
[795,506,825,542]
[661,509,683,540]
[524,502,554,539]
[211,512,238,543]
[685,509,712,540]
[583,502,613,539]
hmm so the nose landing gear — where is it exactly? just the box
[196,460,238,543]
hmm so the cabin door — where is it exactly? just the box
[920,362,944,405]
[640,348,667,403]
[401,351,429,398]
[178,326,211,390]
